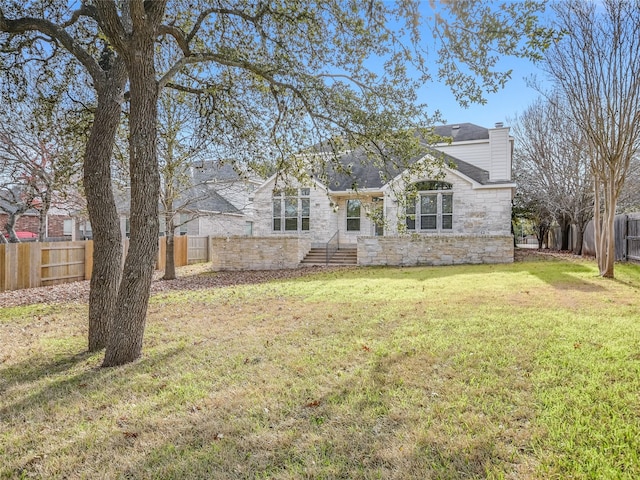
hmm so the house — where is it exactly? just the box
[115,161,262,238]
[211,123,515,269]
[0,196,77,241]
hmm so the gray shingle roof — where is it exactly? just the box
[115,160,260,215]
[324,149,492,191]
[322,124,496,191]
[180,183,242,214]
[433,123,490,142]
[191,160,260,183]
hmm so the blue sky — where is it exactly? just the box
[417,55,547,129]
[407,1,553,129]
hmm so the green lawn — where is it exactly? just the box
[1,257,639,479]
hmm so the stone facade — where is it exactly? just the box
[357,235,514,266]
[210,123,517,268]
[383,169,513,237]
[253,179,338,247]
[210,236,311,271]
[190,213,248,237]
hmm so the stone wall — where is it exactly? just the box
[357,235,514,266]
[210,236,311,271]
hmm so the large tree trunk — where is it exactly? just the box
[558,214,571,251]
[36,194,51,242]
[103,27,160,367]
[163,193,176,280]
[601,178,617,278]
[594,172,617,278]
[163,215,176,280]
[573,224,585,256]
[5,210,25,243]
[84,64,127,352]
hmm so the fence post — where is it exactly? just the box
[157,236,165,271]
[623,214,629,261]
[0,245,6,292]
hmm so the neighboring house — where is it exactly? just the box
[116,161,262,238]
[0,199,75,241]
[236,122,515,268]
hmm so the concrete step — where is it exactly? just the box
[301,247,357,265]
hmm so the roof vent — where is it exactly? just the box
[495,122,504,128]
[451,125,460,129]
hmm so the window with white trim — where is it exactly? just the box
[406,181,453,232]
[273,188,310,232]
[63,219,73,236]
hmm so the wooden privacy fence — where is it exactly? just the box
[0,235,211,292]
[582,213,640,261]
[626,215,640,262]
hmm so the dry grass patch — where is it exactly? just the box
[1,257,639,479]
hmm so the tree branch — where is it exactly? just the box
[0,8,105,84]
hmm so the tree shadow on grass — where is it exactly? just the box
[119,347,527,479]
[1,345,192,479]
[0,350,96,395]
[0,346,187,421]
[521,261,606,291]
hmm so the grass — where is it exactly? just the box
[1,256,640,479]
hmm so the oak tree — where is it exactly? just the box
[1,1,555,366]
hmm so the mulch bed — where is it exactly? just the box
[0,249,591,309]
[0,265,333,309]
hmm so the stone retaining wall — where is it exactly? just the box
[357,235,514,266]
[210,236,311,271]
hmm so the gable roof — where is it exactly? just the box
[180,183,242,215]
[323,123,496,191]
[114,160,260,216]
[324,147,493,191]
[255,123,507,194]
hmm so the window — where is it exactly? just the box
[346,199,361,231]
[406,181,453,232]
[63,219,73,236]
[179,213,189,235]
[284,197,298,231]
[372,197,384,236]
[272,188,311,232]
